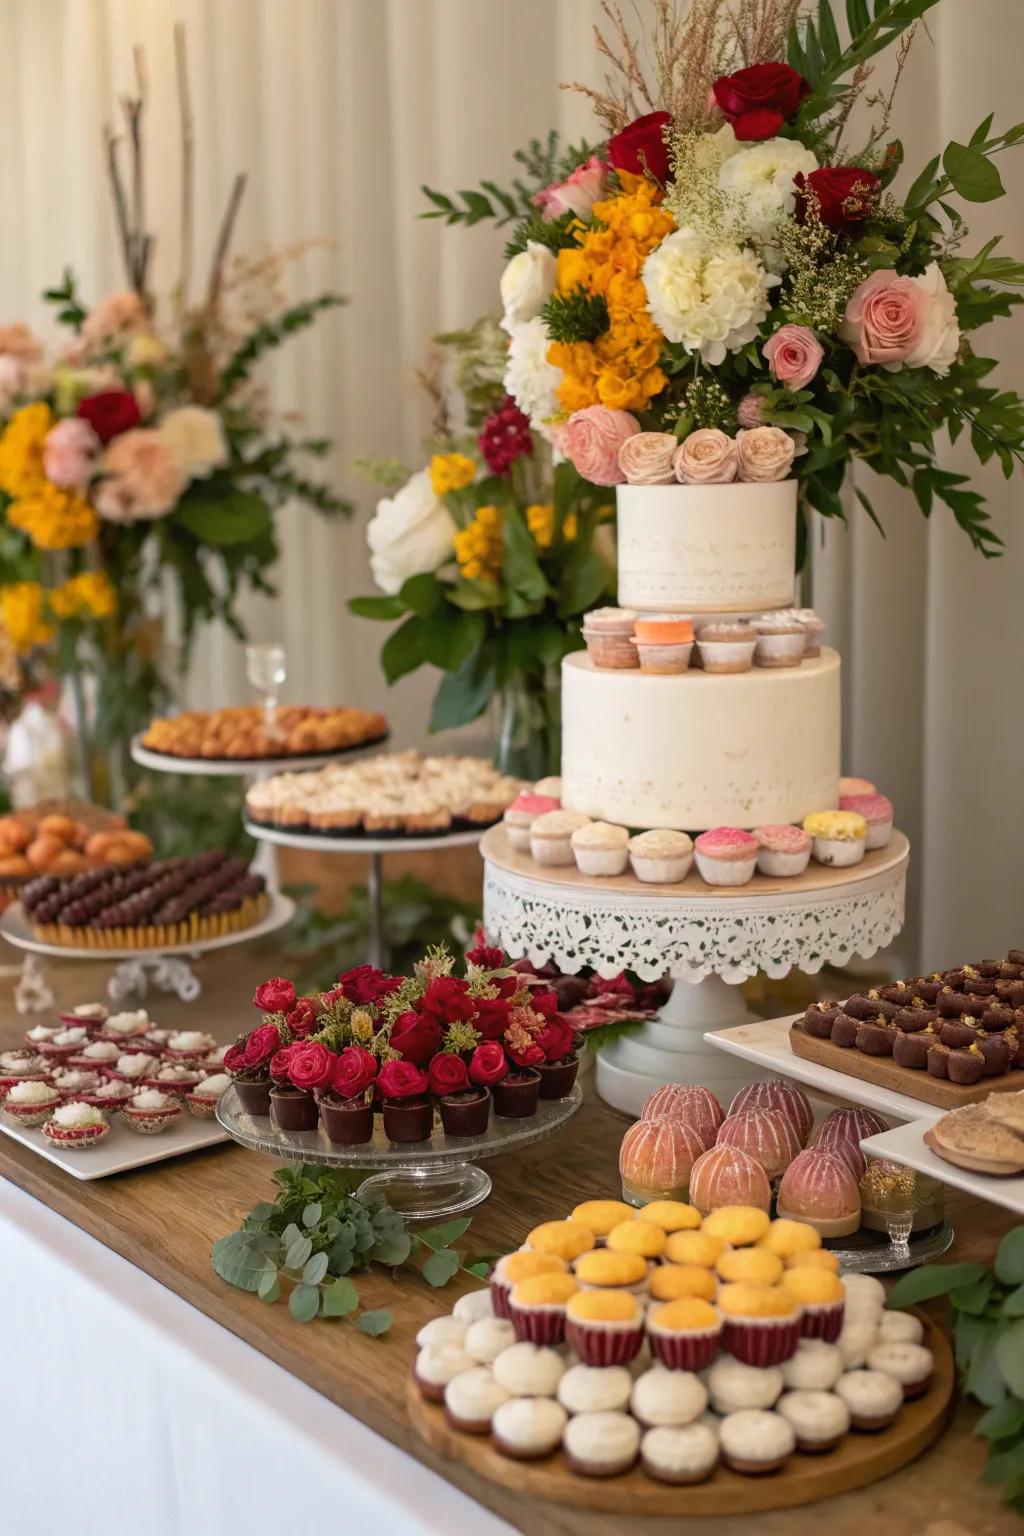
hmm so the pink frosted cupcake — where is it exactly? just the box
[508,1272,579,1346]
[694,828,759,886]
[502,793,560,852]
[490,1250,569,1319]
[41,1101,110,1151]
[718,1284,803,1366]
[565,1290,644,1367]
[582,608,639,670]
[0,1049,50,1090]
[838,793,893,850]
[121,1088,184,1135]
[2,1078,63,1127]
[646,1297,723,1371]
[753,825,812,878]
[58,1002,109,1032]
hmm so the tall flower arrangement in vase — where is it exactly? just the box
[0,30,349,801]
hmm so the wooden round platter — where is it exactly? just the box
[406,1311,954,1516]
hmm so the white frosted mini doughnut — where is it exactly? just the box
[835,1369,903,1430]
[865,1342,934,1399]
[875,1310,924,1346]
[776,1389,850,1451]
[443,1367,511,1433]
[453,1288,495,1324]
[780,1339,844,1392]
[464,1317,517,1365]
[719,1409,795,1474]
[641,1422,719,1485]
[492,1396,567,1460]
[563,1410,641,1477]
[557,1364,633,1415]
[707,1356,783,1414]
[630,1367,707,1428]
[492,1342,566,1398]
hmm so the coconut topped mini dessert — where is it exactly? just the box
[3,1078,63,1126]
[58,1002,109,1029]
[77,1039,120,1064]
[185,1073,231,1117]
[40,1026,90,1059]
[165,1029,218,1059]
[41,1100,110,1149]
[102,1009,151,1040]
[0,1048,49,1084]
[110,1051,158,1081]
[122,1087,183,1135]
[52,1068,103,1097]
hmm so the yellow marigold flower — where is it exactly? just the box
[430,452,476,497]
[7,482,99,551]
[0,581,54,654]
[0,402,52,498]
[527,502,555,548]
[455,504,502,583]
[48,570,116,621]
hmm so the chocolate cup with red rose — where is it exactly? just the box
[430,1051,491,1137]
[225,1020,290,1117]
[276,1040,336,1133]
[535,1015,581,1100]
[379,1059,434,1142]
[270,1085,319,1132]
[320,1045,379,1145]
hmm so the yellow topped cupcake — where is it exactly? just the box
[778,1268,845,1306]
[718,1282,803,1366]
[571,1199,635,1237]
[649,1263,718,1303]
[716,1247,783,1287]
[758,1217,822,1259]
[495,1250,568,1286]
[526,1219,595,1262]
[664,1229,727,1268]
[510,1272,579,1307]
[784,1247,840,1274]
[606,1219,666,1259]
[575,1249,648,1290]
[647,1296,720,1332]
[803,810,868,841]
[702,1205,771,1246]
[567,1288,641,1324]
[717,1283,800,1321]
[633,1199,702,1234]
[645,1295,724,1370]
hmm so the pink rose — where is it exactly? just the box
[561,405,640,486]
[737,393,765,428]
[94,429,187,522]
[839,269,921,369]
[762,325,823,391]
[534,155,608,220]
[0,323,41,363]
[736,426,796,483]
[618,431,678,486]
[673,429,738,485]
[43,418,100,490]
[82,291,147,345]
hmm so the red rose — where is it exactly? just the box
[377,1059,429,1100]
[76,390,141,444]
[253,977,296,1013]
[389,1009,442,1066]
[466,943,507,970]
[335,964,403,1005]
[473,995,512,1041]
[419,976,476,1027]
[285,997,320,1036]
[269,1045,294,1083]
[795,166,880,230]
[607,110,673,183]
[223,1042,248,1074]
[243,1023,282,1068]
[469,1041,508,1086]
[428,1052,470,1096]
[507,1038,545,1068]
[332,1045,378,1099]
[712,63,809,141]
[287,1040,335,1091]
[530,988,559,1019]
[538,1016,576,1063]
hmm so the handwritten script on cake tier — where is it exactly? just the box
[620,533,790,604]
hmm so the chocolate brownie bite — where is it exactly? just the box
[978,1032,1015,1076]
[830,1011,861,1048]
[913,978,943,1005]
[856,1018,896,1056]
[893,1029,933,1070]
[939,1018,979,1049]
[947,1048,985,1086]
[878,982,915,1007]
[926,1041,951,1078]
[895,1006,936,1033]
[937,989,974,1018]
[802,1003,839,1039]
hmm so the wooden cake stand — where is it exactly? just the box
[407,1311,953,1517]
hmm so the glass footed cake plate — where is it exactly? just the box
[216,1082,582,1221]
[826,1219,955,1274]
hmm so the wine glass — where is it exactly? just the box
[246,643,287,743]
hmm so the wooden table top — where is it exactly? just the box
[0,944,1019,1535]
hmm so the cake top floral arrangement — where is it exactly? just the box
[425,0,1024,553]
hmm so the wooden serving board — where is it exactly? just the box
[789,1022,1023,1111]
[407,1313,953,1517]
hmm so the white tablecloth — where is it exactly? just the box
[0,1180,515,1536]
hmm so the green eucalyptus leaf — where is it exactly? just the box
[322,1276,359,1317]
[466,1264,490,1280]
[285,1234,313,1271]
[288,1282,321,1323]
[967,1330,1008,1408]
[419,1218,472,1250]
[996,1228,1024,1285]
[302,1202,323,1228]
[943,140,1005,203]
[887,1262,986,1309]
[303,1252,329,1286]
[975,1398,1024,1442]
[372,1230,413,1267]
[422,1248,462,1288]
[257,1274,280,1305]
[356,1309,393,1336]
[249,1202,275,1222]
[212,1232,277,1293]
[953,1276,994,1315]
[996,1318,1024,1398]
[1004,1284,1024,1318]
[282,1222,302,1247]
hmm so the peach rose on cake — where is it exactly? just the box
[736,425,796,482]
[762,324,824,391]
[619,431,679,485]
[560,405,640,485]
[674,428,739,484]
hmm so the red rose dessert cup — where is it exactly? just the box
[646,1297,723,1370]
[491,1068,541,1119]
[41,1102,110,1150]
[439,1088,490,1137]
[507,1272,579,1346]
[270,1085,319,1132]
[565,1290,644,1367]
[489,1250,569,1320]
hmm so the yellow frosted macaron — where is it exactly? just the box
[758,1218,822,1259]
[633,1200,702,1234]
[716,1247,783,1287]
[575,1249,648,1289]
[647,1297,720,1332]
[571,1199,635,1237]
[784,1248,840,1275]
[649,1263,718,1303]
[606,1219,666,1260]
[526,1220,595,1262]
[496,1250,568,1286]
[778,1268,845,1306]
[510,1272,579,1307]
[702,1206,771,1247]
[803,810,868,841]
[717,1283,799,1321]
[567,1288,640,1324]
[664,1229,727,1268]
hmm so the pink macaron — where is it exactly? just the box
[753,824,812,878]
[694,827,759,886]
[838,793,893,850]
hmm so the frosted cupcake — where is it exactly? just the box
[492,1397,567,1460]
[649,1263,718,1304]
[630,615,694,675]
[490,1250,568,1319]
[41,1101,110,1151]
[695,621,757,674]
[185,1072,231,1117]
[641,1422,719,1485]
[571,821,630,877]
[838,793,894,850]
[530,809,591,867]
[565,1290,645,1367]
[2,1078,62,1127]
[121,1087,184,1135]
[773,608,825,657]
[443,1366,510,1435]
[629,829,693,884]
[508,1271,579,1346]
[753,617,806,668]
[718,1283,803,1367]
[694,828,758,886]
[582,607,638,670]
[839,776,876,798]
[574,1249,650,1296]
[503,792,560,852]
[753,825,812,878]
[563,1410,640,1478]
[803,811,868,867]
[646,1297,723,1371]
[779,1268,846,1342]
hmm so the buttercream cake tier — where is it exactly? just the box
[616,480,797,614]
[560,648,841,832]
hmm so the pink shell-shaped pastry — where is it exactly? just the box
[728,1078,814,1146]
[688,1144,772,1215]
[777,1148,860,1222]
[641,1083,725,1149]
[716,1107,801,1181]
[619,1115,705,1198]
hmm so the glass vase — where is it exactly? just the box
[493,671,560,783]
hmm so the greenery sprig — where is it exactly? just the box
[212,1164,491,1334]
[887,1225,1024,1516]
[421,132,601,230]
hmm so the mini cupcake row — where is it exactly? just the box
[583,608,824,676]
[0,1077,230,1147]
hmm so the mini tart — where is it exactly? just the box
[491,1396,567,1461]
[835,1368,903,1430]
[664,1229,727,1269]
[490,1250,568,1318]
[716,1248,783,1287]
[575,1248,649,1293]
[776,1389,850,1452]
[646,1297,723,1372]
[565,1289,644,1368]
[2,1081,63,1126]
[718,1284,803,1367]
[718,1408,795,1475]
[641,1422,719,1486]
[758,1217,822,1260]
[571,1199,636,1239]
[701,1205,771,1247]
[443,1366,511,1434]
[41,1102,110,1150]
[865,1341,934,1400]
[507,1272,579,1347]
[606,1219,666,1260]
[779,1269,846,1342]
[562,1410,640,1479]
[649,1263,718,1304]
[121,1092,184,1135]
[632,1200,702,1234]
[525,1219,594,1263]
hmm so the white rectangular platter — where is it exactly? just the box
[704,1015,946,1124]
[0,1109,227,1181]
[861,1119,1024,1218]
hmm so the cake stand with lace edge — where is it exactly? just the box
[480,826,909,1117]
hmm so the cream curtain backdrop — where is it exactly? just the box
[0,0,1021,967]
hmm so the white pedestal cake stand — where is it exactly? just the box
[481,827,909,1116]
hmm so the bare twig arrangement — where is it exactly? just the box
[174,22,195,321]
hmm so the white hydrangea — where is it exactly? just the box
[718,137,819,245]
[503,316,563,438]
[643,228,780,366]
